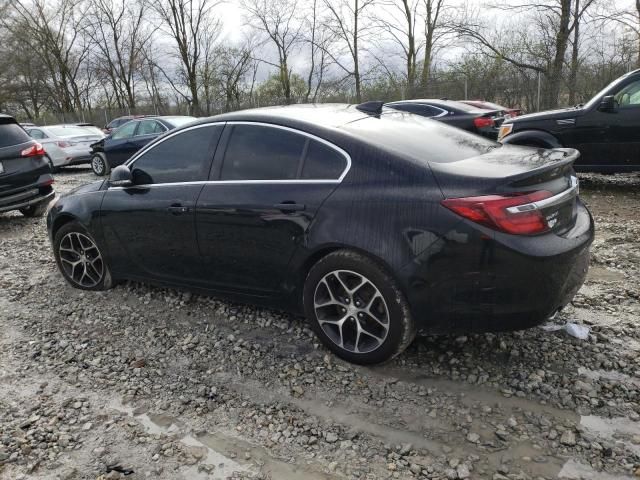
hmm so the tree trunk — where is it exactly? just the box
[544,0,572,109]
[568,0,580,105]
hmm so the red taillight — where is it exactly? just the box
[473,116,494,129]
[21,142,46,157]
[56,141,72,148]
[441,191,553,235]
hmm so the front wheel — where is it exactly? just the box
[303,250,416,364]
[91,153,110,176]
[53,222,113,291]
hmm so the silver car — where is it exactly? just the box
[25,125,105,170]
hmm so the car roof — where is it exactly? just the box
[189,104,372,130]
[388,99,486,113]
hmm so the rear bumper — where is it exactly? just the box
[0,175,55,213]
[401,200,594,333]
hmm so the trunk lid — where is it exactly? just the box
[431,145,580,235]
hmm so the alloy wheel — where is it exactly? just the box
[92,156,105,175]
[313,270,390,354]
[58,232,104,288]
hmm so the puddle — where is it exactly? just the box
[578,367,640,388]
[558,459,636,479]
[109,400,252,480]
[108,400,332,480]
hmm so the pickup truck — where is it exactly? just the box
[499,69,640,172]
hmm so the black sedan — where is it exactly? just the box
[90,116,195,176]
[0,114,55,217]
[47,104,593,364]
[385,99,503,138]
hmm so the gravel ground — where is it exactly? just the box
[0,167,639,480]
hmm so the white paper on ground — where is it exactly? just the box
[540,322,590,340]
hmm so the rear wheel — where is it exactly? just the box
[19,201,48,217]
[91,153,110,176]
[303,250,416,364]
[53,222,113,291]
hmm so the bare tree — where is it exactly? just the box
[242,0,301,103]
[154,0,222,114]
[374,0,420,96]
[322,0,376,102]
[459,0,598,109]
[85,0,153,109]
[2,0,92,113]
[302,0,331,101]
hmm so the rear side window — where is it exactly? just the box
[301,141,346,179]
[0,122,31,147]
[221,125,305,180]
[28,129,47,140]
[130,125,222,184]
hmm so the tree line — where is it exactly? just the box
[0,0,637,123]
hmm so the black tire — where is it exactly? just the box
[19,201,48,217]
[91,153,110,176]
[45,154,58,173]
[53,221,113,291]
[303,250,416,365]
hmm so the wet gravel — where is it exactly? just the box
[0,167,639,480]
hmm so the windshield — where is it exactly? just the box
[47,126,99,137]
[583,73,633,109]
[344,110,499,164]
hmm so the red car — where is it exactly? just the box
[460,100,523,118]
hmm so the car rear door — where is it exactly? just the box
[194,123,349,295]
[100,124,223,284]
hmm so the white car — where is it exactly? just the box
[25,125,105,171]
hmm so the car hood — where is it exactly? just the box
[67,180,106,196]
[507,106,583,124]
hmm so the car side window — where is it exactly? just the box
[615,80,640,107]
[301,140,347,179]
[112,121,138,140]
[28,129,47,139]
[137,120,166,136]
[130,125,222,185]
[220,125,306,180]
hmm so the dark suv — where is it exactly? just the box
[0,114,55,217]
[499,69,640,172]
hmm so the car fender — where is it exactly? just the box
[502,130,563,149]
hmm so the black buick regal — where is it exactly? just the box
[47,103,594,364]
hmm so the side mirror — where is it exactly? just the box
[599,95,617,112]
[109,165,133,187]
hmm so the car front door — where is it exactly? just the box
[608,79,640,169]
[100,124,223,284]
[105,121,140,167]
[194,123,349,295]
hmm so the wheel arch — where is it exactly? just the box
[289,243,401,311]
[502,129,563,148]
[50,213,79,239]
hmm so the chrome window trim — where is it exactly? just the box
[122,120,352,186]
[506,176,579,214]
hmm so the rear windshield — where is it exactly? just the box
[342,111,499,164]
[0,121,32,148]
[48,126,95,137]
